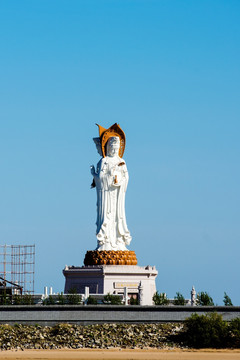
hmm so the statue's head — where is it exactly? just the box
[106,136,120,157]
[96,123,125,158]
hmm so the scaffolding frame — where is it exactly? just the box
[0,245,35,294]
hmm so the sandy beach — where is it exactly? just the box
[1,349,240,360]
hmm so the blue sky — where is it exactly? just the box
[0,0,239,304]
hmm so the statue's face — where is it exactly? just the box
[106,136,120,157]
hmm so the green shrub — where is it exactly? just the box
[230,318,240,333]
[229,318,240,348]
[43,295,55,305]
[12,294,22,305]
[57,292,66,305]
[20,294,34,305]
[0,293,11,305]
[87,296,98,305]
[103,293,122,305]
[129,296,139,305]
[223,292,233,306]
[153,291,169,305]
[197,291,214,306]
[184,313,228,348]
[169,315,240,349]
[174,292,185,305]
[67,288,82,305]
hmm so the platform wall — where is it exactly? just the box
[0,305,240,326]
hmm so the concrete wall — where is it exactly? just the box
[0,305,240,326]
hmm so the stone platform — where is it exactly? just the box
[63,264,158,305]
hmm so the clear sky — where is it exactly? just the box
[0,0,239,305]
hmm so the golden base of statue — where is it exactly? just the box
[84,250,138,266]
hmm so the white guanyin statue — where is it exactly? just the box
[90,123,132,251]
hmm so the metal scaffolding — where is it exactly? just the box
[0,245,35,294]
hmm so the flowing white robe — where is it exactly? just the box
[93,155,132,251]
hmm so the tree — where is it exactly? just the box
[57,292,66,305]
[103,293,122,305]
[197,291,214,306]
[223,292,233,306]
[184,313,228,348]
[129,296,139,305]
[0,289,11,305]
[66,288,82,305]
[87,296,98,305]
[12,294,22,305]
[153,291,169,305]
[174,292,185,305]
[43,295,56,305]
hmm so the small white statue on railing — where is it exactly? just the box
[90,123,132,251]
[191,286,196,306]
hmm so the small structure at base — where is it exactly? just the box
[63,264,158,305]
